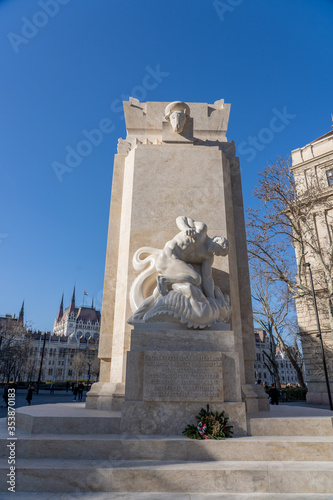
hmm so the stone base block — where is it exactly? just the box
[85,382,125,411]
[242,384,270,412]
[121,401,247,436]
[306,390,333,406]
[121,327,247,436]
[15,403,121,434]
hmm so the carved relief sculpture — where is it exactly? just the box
[164,101,190,133]
[128,216,231,329]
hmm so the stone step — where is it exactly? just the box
[247,416,333,436]
[0,459,332,494]
[1,432,332,462]
[0,493,332,500]
[15,404,121,434]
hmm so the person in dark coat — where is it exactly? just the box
[77,382,84,401]
[268,383,280,405]
[26,385,34,405]
[72,384,78,401]
[2,385,9,408]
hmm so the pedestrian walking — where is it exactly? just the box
[50,382,55,394]
[77,382,84,401]
[268,383,280,405]
[72,384,78,401]
[26,385,34,405]
[2,385,8,408]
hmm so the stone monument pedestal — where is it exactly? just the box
[85,381,124,411]
[121,324,247,436]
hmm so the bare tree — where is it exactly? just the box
[247,157,333,383]
[0,319,29,383]
[72,352,86,381]
[72,347,99,383]
[249,257,305,387]
[90,355,100,381]
[85,346,99,383]
[22,347,39,383]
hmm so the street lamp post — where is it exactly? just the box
[85,346,94,390]
[36,332,47,395]
[303,263,333,411]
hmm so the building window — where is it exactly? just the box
[326,170,333,187]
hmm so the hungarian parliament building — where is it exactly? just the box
[27,288,101,383]
[52,287,100,340]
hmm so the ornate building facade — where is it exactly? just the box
[26,330,99,383]
[253,330,300,386]
[291,129,333,404]
[53,287,101,340]
[24,290,101,384]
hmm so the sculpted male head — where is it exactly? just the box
[209,236,229,257]
[165,101,190,134]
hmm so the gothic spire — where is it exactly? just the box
[91,298,94,309]
[18,301,24,323]
[56,293,64,322]
[69,286,76,314]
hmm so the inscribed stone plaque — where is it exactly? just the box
[143,351,223,402]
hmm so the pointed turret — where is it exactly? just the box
[56,294,64,322]
[91,298,94,309]
[18,301,24,323]
[68,286,76,314]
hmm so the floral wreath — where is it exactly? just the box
[182,405,233,440]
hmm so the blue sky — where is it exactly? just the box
[1,0,333,331]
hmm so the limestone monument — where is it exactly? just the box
[86,98,268,433]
